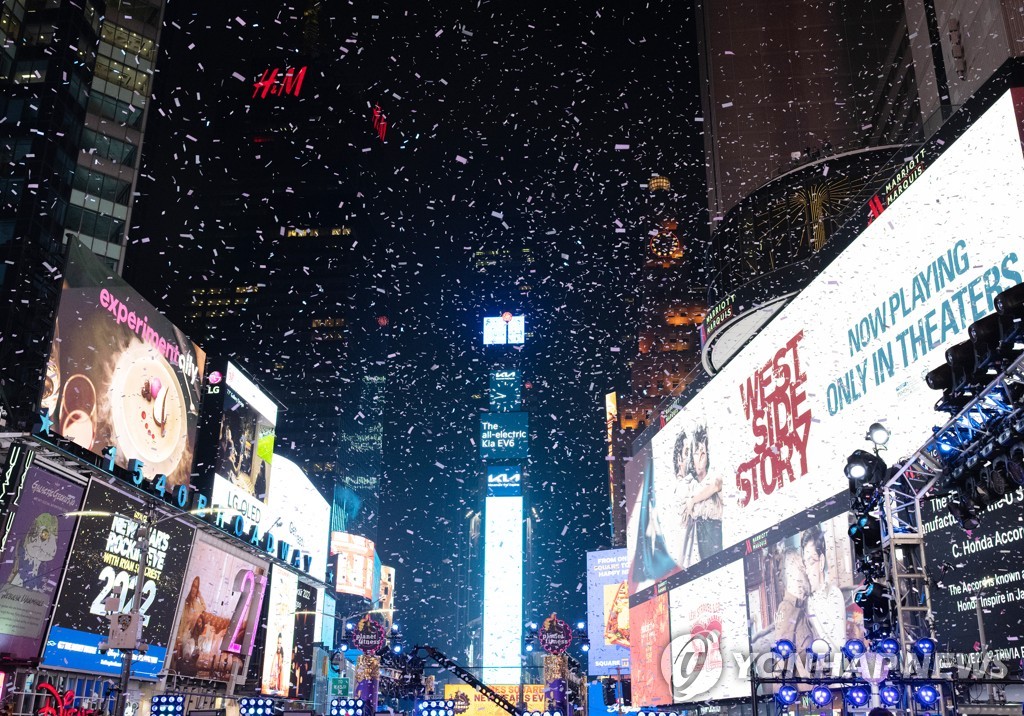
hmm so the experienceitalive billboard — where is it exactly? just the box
[42,240,206,487]
[42,481,194,679]
[585,549,630,676]
[627,87,1024,596]
[168,533,269,682]
[0,464,84,661]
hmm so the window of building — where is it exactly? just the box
[86,92,144,128]
[100,21,155,61]
[81,128,137,166]
[93,53,150,94]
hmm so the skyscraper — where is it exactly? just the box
[0,0,166,427]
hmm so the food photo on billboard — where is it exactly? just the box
[585,549,630,676]
[41,240,206,487]
[0,464,84,661]
[41,480,194,679]
[169,533,268,682]
[745,506,863,656]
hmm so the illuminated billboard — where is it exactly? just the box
[585,549,630,676]
[479,413,528,460]
[262,565,299,696]
[0,463,84,661]
[482,494,523,684]
[667,560,749,703]
[214,362,277,499]
[444,684,546,716]
[923,488,1024,661]
[486,465,521,497]
[42,481,194,679]
[629,591,670,706]
[291,580,319,700]
[489,370,522,411]
[168,533,269,682]
[483,314,525,345]
[628,87,1024,595]
[266,454,331,582]
[332,532,376,599]
[42,240,206,487]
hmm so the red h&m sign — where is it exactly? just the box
[252,66,307,99]
[372,104,387,141]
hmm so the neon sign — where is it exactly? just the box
[252,66,307,99]
[36,684,99,716]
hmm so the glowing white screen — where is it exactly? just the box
[482,495,523,684]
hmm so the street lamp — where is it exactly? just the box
[64,504,245,716]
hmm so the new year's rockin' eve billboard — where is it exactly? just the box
[42,481,194,679]
[627,88,1024,606]
[585,549,630,676]
[41,240,206,487]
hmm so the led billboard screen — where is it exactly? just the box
[168,533,269,682]
[482,494,523,684]
[42,481,194,679]
[628,591,670,706]
[42,240,206,487]
[628,87,1024,596]
[332,532,376,599]
[291,581,319,700]
[479,413,528,461]
[266,454,331,582]
[483,315,525,345]
[486,465,522,497]
[262,565,299,696]
[0,464,84,661]
[585,549,630,676]
[923,488,1024,661]
[745,500,862,656]
[489,370,522,411]
[215,362,277,500]
[444,684,546,716]
[667,560,749,703]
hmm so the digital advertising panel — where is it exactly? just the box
[332,532,376,599]
[215,361,277,501]
[168,533,269,682]
[922,487,1024,661]
[266,454,331,582]
[482,315,526,345]
[42,481,194,679]
[479,413,529,461]
[486,465,522,497]
[628,87,1024,596]
[42,240,206,487]
[291,581,319,700]
[489,370,522,412]
[262,565,299,696]
[482,494,523,685]
[668,560,749,704]
[0,464,84,661]
[444,684,546,716]
[586,549,630,676]
[745,499,862,656]
[629,591,671,706]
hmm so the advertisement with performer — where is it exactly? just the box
[290,580,319,700]
[215,362,277,500]
[41,481,194,679]
[629,87,1024,594]
[169,533,269,681]
[0,465,84,660]
[745,504,863,656]
[41,240,206,487]
[585,549,630,676]
[261,565,298,696]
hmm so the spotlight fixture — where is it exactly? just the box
[914,684,941,707]
[525,643,534,652]
[330,700,366,716]
[845,686,870,707]
[845,449,887,484]
[810,685,833,707]
[416,700,454,716]
[842,639,866,660]
[150,695,185,716]
[392,643,403,654]
[240,699,276,716]
[867,422,890,446]
[808,638,831,657]
[912,637,937,658]
[775,685,799,706]
[874,637,901,656]
[576,621,586,630]
[772,639,797,659]
[581,643,590,652]
[879,684,902,706]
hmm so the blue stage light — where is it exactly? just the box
[810,686,833,706]
[772,639,796,659]
[913,638,937,657]
[880,684,902,706]
[914,684,941,707]
[845,686,870,707]
[775,685,799,706]
[842,639,866,659]
[875,637,900,655]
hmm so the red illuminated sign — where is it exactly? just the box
[372,104,387,141]
[253,66,307,99]
[36,684,99,716]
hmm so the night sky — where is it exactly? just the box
[125,0,706,654]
